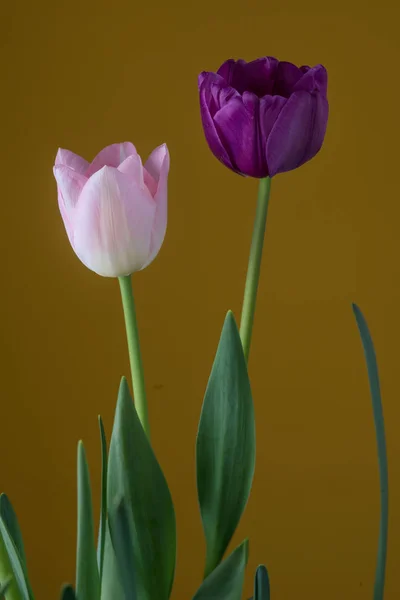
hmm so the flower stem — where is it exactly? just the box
[118,276,150,439]
[239,177,271,362]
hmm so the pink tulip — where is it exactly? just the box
[53,142,169,277]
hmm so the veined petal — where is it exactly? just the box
[266,90,327,176]
[86,142,137,177]
[141,146,169,269]
[143,168,158,197]
[73,166,155,277]
[294,64,328,96]
[53,165,87,213]
[144,143,168,182]
[214,93,267,177]
[118,153,144,187]
[199,77,235,171]
[55,148,89,174]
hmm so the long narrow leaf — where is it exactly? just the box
[0,497,27,570]
[100,526,124,600]
[352,304,388,600]
[192,540,248,600]
[254,565,270,600]
[107,378,176,600]
[0,519,31,600]
[97,416,108,584]
[108,497,137,600]
[76,441,100,600]
[197,311,255,577]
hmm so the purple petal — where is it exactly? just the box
[273,62,304,97]
[294,65,328,96]
[213,92,264,177]
[266,90,328,176]
[218,57,279,96]
[199,77,235,171]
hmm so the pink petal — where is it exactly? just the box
[55,148,89,174]
[53,165,87,245]
[73,166,156,277]
[141,145,169,269]
[53,164,87,213]
[86,142,137,177]
[117,153,144,187]
[144,143,168,183]
[143,168,158,197]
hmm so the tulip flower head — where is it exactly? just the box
[53,142,169,277]
[199,57,328,178]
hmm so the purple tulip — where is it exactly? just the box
[199,57,328,178]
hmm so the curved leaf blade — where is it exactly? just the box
[96,416,108,584]
[192,540,248,600]
[108,497,137,600]
[197,311,255,576]
[254,565,270,600]
[76,441,100,600]
[0,519,31,600]
[107,378,176,600]
[100,526,124,600]
[0,496,27,571]
[352,304,388,600]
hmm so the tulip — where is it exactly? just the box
[199,57,328,178]
[53,142,169,277]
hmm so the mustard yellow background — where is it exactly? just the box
[1,0,399,598]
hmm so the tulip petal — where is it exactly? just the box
[54,165,87,211]
[55,148,89,174]
[53,165,87,245]
[199,76,236,172]
[86,142,137,177]
[141,146,170,269]
[217,57,279,97]
[213,92,285,178]
[118,154,144,187]
[144,144,168,183]
[294,64,328,96]
[273,61,304,97]
[73,166,155,277]
[266,90,328,177]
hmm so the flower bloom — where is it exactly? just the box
[53,142,169,277]
[199,57,328,178]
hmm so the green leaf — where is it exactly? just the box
[96,416,108,584]
[352,304,388,600]
[0,497,27,571]
[107,378,176,600]
[196,311,255,576]
[108,497,137,600]
[192,540,248,600]
[100,526,124,600]
[0,518,32,600]
[0,575,12,596]
[76,441,100,600]
[59,585,76,600]
[254,565,270,600]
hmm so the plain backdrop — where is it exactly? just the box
[1,0,399,598]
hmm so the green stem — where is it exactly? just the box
[118,276,150,439]
[352,304,388,600]
[239,177,271,362]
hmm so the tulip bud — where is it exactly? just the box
[199,57,328,178]
[53,142,169,277]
